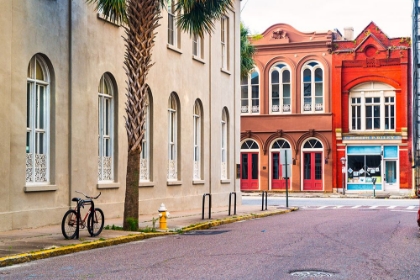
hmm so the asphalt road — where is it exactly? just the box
[242,196,419,208]
[1,206,419,279]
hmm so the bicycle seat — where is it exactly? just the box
[72,197,81,202]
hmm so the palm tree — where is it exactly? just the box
[87,0,234,230]
[240,22,255,79]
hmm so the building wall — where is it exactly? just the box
[241,24,337,192]
[332,22,412,193]
[0,0,241,231]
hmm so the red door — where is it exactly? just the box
[271,152,290,190]
[241,152,259,190]
[303,152,323,190]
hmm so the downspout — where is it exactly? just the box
[209,34,212,195]
[68,0,73,207]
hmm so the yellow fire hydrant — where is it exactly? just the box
[158,203,170,230]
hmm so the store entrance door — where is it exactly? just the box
[303,152,323,191]
[271,152,290,190]
[384,160,398,191]
[241,152,259,190]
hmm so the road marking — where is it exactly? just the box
[387,206,397,209]
[317,206,328,209]
[334,205,344,209]
[369,205,378,209]
[351,205,362,208]
[407,206,416,210]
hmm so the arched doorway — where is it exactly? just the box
[270,139,291,190]
[240,139,259,190]
[302,138,323,191]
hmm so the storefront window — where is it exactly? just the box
[347,155,381,184]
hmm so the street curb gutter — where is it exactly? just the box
[0,207,298,267]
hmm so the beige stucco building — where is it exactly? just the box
[0,0,241,231]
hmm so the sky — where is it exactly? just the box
[240,0,412,38]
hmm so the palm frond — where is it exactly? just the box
[176,0,234,37]
[86,0,127,24]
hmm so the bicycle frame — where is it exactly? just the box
[74,199,95,239]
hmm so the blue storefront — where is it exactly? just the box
[346,145,398,191]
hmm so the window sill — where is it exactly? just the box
[24,185,58,192]
[167,44,183,54]
[193,180,205,185]
[220,179,231,184]
[97,182,120,189]
[167,180,182,186]
[220,68,231,75]
[193,56,205,64]
[97,13,121,27]
[139,181,155,187]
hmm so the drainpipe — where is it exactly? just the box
[208,34,212,195]
[68,0,73,207]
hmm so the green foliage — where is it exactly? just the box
[177,0,234,37]
[139,226,156,233]
[240,22,255,79]
[104,224,123,230]
[125,217,139,231]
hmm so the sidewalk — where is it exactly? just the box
[0,203,297,267]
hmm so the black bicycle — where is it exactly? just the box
[61,191,104,239]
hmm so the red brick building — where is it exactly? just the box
[332,22,412,193]
[240,24,341,192]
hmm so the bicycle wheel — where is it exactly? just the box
[61,209,78,239]
[87,208,104,237]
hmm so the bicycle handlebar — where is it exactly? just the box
[75,191,101,199]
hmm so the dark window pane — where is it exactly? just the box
[283,70,290,83]
[271,71,279,84]
[273,153,279,179]
[304,153,311,179]
[241,154,248,179]
[252,153,258,179]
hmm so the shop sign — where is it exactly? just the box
[343,135,402,141]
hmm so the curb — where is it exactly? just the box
[0,207,298,267]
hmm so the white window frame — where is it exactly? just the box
[140,90,152,182]
[269,63,292,114]
[193,101,202,180]
[26,55,50,184]
[168,93,178,181]
[168,0,179,48]
[301,61,324,113]
[193,34,204,59]
[349,82,396,132]
[241,69,260,114]
[221,108,229,179]
[98,73,114,182]
[221,15,229,70]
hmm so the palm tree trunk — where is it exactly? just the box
[123,149,140,229]
[123,0,161,230]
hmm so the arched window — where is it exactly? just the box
[193,100,203,180]
[140,86,153,182]
[26,55,51,183]
[349,82,395,131]
[221,108,229,179]
[98,73,115,182]
[270,63,291,114]
[241,69,259,114]
[302,61,323,113]
[168,93,179,181]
